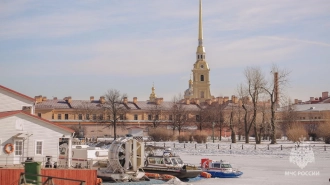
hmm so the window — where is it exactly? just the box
[169,115,173,121]
[52,114,54,119]
[99,114,103,120]
[58,114,62,120]
[196,115,200,121]
[201,91,205,98]
[65,114,69,120]
[319,117,321,119]
[107,115,110,120]
[15,141,23,155]
[120,114,124,120]
[148,115,152,120]
[303,117,305,119]
[134,114,138,120]
[201,75,204,81]
[93,114,97,120]
[37,113,41,117]
[155,115,159,120]
[86,114,90,120]
[78,114,82,120]
[35,141,42,155]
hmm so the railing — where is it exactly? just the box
[18,172,86,185]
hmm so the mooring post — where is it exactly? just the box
[206,144,207,149]
[174,143,175,148]
[268,145,269,150]
[218,144,219,149]
[230,144,231,150]
[184,143,185,148]
[325,145,326,151]
[255,145,256,150]
[195,144,196,149]
[242,144,243,150]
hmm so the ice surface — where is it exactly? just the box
[103,140,330,185]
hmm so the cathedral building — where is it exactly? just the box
[185,0,212,101]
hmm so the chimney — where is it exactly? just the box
[195,98,200,105]
[322,92,329,99]
[223,96,229,103]
[217,96,223,104]
[133,97,137,104]
[65,96,72,104]
[123,97,128,104]
[156,98,161,105]
[231,95,238,103]
[53,97,57,100]
[100,96,105,104]
[206,99,211,105]
[185,98,190,105]
[274,72,279,105]
[35,95,43,103]
[42,96,47,101]
[90,96,94,102]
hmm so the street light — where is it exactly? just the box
[212,122,215,143]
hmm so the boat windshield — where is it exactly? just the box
[164,158,172,165]
[175,158,184,165]
[171,158,178,165]
[221,164,232,168]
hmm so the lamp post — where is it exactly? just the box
[212,122,215,143]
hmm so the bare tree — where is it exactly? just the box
[280,98,299,137]
[168,94,191,135]
[147,104,163,128]
[194,105,211,132]
[238,66,265,144]
[262,64,290,144]
[99,89,128,140]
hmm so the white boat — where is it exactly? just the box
[201,158,243,178]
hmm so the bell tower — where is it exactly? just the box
[192,0,211,101]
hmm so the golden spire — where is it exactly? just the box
[196,0,205,57]
[149,82,157,101]
[198,0,203,41]
[189,73,193,85]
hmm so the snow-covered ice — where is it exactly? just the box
[149,140,330,185]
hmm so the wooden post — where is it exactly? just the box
[242,144,243,150]
[218,144,219,149]
[174,143,175,148]
[268,145,269,150]
[325,145,326,151]
[230,145,231,150]
[254,145,256,150]
[206,144,207,149]
[184,143,185,148]
[195,144,196,149]
[164,143,165,147]
[281,145,282,150]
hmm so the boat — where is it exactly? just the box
[142,147,202,179]
[201,158,243,178]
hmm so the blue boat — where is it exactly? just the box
[201,158,243,178]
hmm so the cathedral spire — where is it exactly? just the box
[196,0,205,60]
[198,0,203,44]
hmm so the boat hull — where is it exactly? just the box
[206,170,243,178]
[142,167,202,179]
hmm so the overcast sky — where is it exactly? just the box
[1,0,329,102]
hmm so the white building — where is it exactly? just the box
[0,85,74,166]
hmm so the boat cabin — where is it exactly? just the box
[146,156,184,168]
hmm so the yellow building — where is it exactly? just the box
[185,0,212,101]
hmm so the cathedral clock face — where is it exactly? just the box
[200,65,204,69]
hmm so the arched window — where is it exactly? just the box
[197,55,199,59]
[201,91,205,98]
[201,75,204,81]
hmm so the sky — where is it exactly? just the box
[1,0,330,103]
